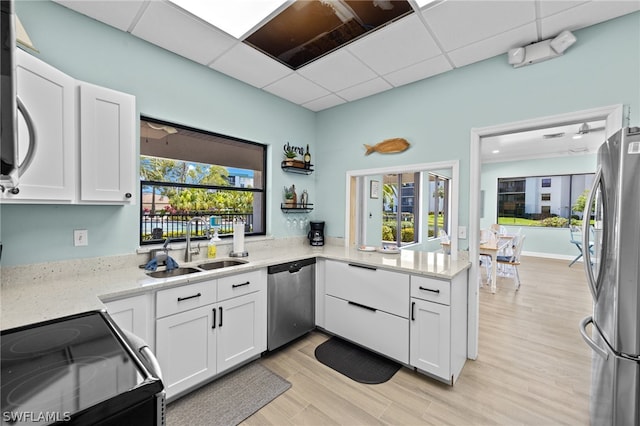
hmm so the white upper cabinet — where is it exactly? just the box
[2,49,77,203]
[4,50,136,205]
[79,82,135,203]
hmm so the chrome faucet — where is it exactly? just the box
[185,217,209,263]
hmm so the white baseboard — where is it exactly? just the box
[521,251,583,262]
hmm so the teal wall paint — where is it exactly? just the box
[481,155,597,257]
[314,12,639,247]
[1,2,638,266]
[2,0,315,266]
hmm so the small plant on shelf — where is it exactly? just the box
[283,185,296,207]
[284,146,297,166]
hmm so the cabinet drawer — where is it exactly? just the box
[325,261,409,317]
[411,276,450,305]
[156,280,217,318]
[325,295,409,364]
[217,270,265,302]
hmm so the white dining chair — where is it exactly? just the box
[496,234,526,290]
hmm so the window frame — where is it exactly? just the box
[139,116,267,246]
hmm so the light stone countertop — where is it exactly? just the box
[0,238,470,331]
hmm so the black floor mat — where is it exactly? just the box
[314,336,401,384]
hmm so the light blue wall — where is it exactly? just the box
[2,0,316,265]
[481,155,597,257]
[2,3,638,266]
[314,12,639,248]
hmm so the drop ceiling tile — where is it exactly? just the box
[131,1,236,65]
[538,1,589,18]
[539,0,640,39]
[337,78,393,102]
[448,23,538,68]
[302,94,347,112]
[297,50,377,93]
[210,43,292,89]
[422,0,536,52]
[262,73,331,105]
[383,55,452,87]
[348,14,442,75]
[53,0,146,32]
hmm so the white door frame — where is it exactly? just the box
[467,104,623,359]
[345,160,460,259]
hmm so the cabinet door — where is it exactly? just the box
[105,294,153,349]
[3,50,76,203]
[217,291,266,374]
[79,82,135,203]
[156,304,217,400]
[410,298,451,381]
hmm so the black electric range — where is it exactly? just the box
[1,311,164,425]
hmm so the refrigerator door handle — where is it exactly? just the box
[582,166,601,300]
[579,316,609,360]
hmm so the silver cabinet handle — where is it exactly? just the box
[579,316,608,360]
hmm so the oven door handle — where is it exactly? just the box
[123,330,163,380]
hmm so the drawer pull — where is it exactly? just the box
[232,281,250,289]
[348,301,377,312]
[212,308,216,329]
[177,292,202,302]
[348,263,377,271]
[419,286,440,294]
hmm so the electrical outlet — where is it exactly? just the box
[458,226,467,239]
[74,229,88,247]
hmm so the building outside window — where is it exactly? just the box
[497,173,594,227]
[139,117,266,245]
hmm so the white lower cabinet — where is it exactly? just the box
[409,298,451,380]
[104,293,153,349]
[323,260,410,364]
[325,295,408,363]
[155,271,266,400]
[217,291,265,374]
[156,304,217,399]
[409,273,468,385]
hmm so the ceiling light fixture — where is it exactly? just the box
[508,30,576,68]
[169,0,289,39]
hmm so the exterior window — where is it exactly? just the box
[139,117,266,245]
[382,172,450,246]
[497,173,594,228]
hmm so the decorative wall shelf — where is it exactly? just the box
[281,203,314,213]
[281,161,313,175]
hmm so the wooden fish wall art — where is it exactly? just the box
[364,138,410,155]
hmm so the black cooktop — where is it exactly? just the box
[1,311,162,425]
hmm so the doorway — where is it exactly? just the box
[467,104,624,359]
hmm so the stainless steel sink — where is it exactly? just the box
[197,259,248,270]
[146,267,201,278]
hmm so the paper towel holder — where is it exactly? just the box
[230,218,249,257]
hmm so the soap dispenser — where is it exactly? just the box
[208,226,221,258]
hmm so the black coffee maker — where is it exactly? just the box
[307,221,325,246]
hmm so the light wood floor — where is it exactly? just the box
[247,256,593,425]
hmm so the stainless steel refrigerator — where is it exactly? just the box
[579,127,640,425]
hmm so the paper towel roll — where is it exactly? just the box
[233,222,245,253]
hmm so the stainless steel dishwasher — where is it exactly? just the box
[267,258,316,351]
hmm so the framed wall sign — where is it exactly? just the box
[370,180,380,199]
